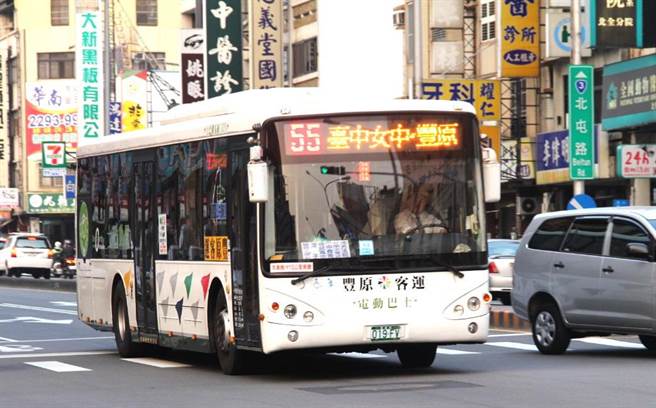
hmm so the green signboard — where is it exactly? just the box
[205,0,243,98]
[27,193,75,214]
[568,65,595,180]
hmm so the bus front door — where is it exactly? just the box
[131,158,158,340]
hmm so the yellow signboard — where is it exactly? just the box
[421,79,501,120]
[500,0,539,78]
[204,236,229,261]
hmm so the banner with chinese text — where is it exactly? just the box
[181,29,206,103]
[499,0,539,77]
[76,11,104,138]
[120,71,148,132]
[27,193,75,214]
[205,0,243,97]
[250,0,282,89]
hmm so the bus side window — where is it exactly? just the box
[202,138,230,258]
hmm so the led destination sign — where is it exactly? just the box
[282,121,461,156]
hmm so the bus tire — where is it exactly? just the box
[397,344,437,368]
[112,283,141,357]
[213,291,244,375]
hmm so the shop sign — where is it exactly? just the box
[590,0,656,48]
[602,54,656,131]
[41,141,67,168]
[536,129,600,185]
[181,29,206,103]
[205,0,243,97]
[545,10,591,58]
[250,0,282,89]
[0,188,19,208]
[616,144,656,178]
[27,193,75,214]
[499,0,540,77]
[76,11,104,138]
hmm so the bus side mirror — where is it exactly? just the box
[247,146,269,203]
[482,147,500,203]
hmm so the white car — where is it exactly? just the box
[0,233,53,279]
[488,239,519,305]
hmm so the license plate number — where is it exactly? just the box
[369,325,401,341]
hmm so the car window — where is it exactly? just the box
[0,240,5,250]
[528,217,574,251]
[15,237,50,249]
[561,218,608,255]
[610,219,651,259]
[489,241,519,257]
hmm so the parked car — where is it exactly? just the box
[512,207,656,354]
[0,233,53,279]
[488,239,519,305]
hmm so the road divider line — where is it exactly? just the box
[575,337,644,349]
[122,357,191,368]
[0,351,114,359]
[0,303,77,315]
[26,361,91,372]
[0,336,114,344]
[436,348,480,355]
[0,336,17,342]
[486,341,537,351]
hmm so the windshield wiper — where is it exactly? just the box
[425,256,465,279]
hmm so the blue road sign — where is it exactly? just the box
[612,199,630,207]
[567,194,597,210]
[65,175,76,199]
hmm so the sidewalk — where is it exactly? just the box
[489,305,530,331]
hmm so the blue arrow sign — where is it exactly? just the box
[567,194,597,210]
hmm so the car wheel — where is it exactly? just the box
[112,283,142,357]
[639,335,656,351]
[397,344,437,368]
[10,269,19,278]
[32,273,40,279]
[44,271,51,280]
[213,290,244,375]
[531,303,570,354]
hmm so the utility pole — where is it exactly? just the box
[103,0,111,137]
[571,0,583,195]
[412,0,422,99]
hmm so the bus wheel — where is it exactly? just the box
[112,284,141,357]
[397,344,437,368]
[213,292,243,375]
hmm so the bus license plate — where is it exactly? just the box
[369,325,401,341]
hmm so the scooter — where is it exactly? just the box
[51,257,76,279]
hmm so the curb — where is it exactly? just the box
[490,309,530,332]
[0,276,76,292]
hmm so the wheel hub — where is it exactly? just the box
[534,311,556,347]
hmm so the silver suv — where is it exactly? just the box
[512,207,656,354]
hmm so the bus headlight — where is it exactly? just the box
[284,304,297,319]
[303,311,314,322]
[453,305,464,316]
[467,297,481,311]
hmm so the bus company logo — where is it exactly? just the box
[378,276,392,290]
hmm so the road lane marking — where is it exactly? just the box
[436,348,480,355]
[50,301,77,308]
[122,357,191,368]
[0,303,77,316]
[0,336,113,344]
[26,361,91,372]
[0,345,43,353]
[328,352,387,359]
[0,316,73,324]
[575,337,644,349]
[0,351,114,359]
[488,333,531,338]
[0,336,17,342]
[486,341,537,351]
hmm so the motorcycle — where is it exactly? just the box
[51,257,76,279]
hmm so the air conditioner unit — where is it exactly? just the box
[517,196,539,215]
[393,8,405,29]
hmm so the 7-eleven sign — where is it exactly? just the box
[42,142,67,168]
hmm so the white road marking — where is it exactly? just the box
[50,301,77,308]
[488,333,531,338]
[0,336,17,342]
[486,341,537,351]
[575,337,644,349]
[26,361,91,372]
[329,352,387,359]
[0,345,43,353]
[0,316,73,324]
[0,336,113,344]
[122,357,191,368]
[0,351,114,360]
[0,303,77,316]
[436,348,480,355]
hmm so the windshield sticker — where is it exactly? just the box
[358,240,374,256]
[204,236,229,261]
[270,262,314,273]
[158,214,167,255]
[301,240,351,259]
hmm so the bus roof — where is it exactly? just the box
[77,87,477,158]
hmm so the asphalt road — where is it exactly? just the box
[1,287,655,408]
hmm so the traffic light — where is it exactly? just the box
[319,166,345,175]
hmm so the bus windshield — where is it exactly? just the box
[263,113,486,271]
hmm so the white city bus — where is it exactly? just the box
[76,88,500,374]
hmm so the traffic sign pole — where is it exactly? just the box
[571,0,585,195]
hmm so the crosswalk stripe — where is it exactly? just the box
[0,303,77,316]
[26,361,91,372]
[437,348,480,355]
[0,351,114,360]
[122,357,191,368]
[575,337,644,349]
[486,341,537,351]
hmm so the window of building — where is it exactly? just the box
[132,52,165,70]
[51,0,69,26]
[562,218,608,255]
[38,52,75,79]
[610,218,651,259]
[481,0,496,42]
[39,163,64,189]
[528,217,573,252]
[76,0,98,12]
[136,0,158,26]
[292,37,317,78]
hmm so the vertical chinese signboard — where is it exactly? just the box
[181,29,206,103]
[499,0,540,77]
[76,11,104,138]
[121,71,148,132]
[250,0,283,89]
[569,65,595,180]
[591,0,656,48]
[109,102,122,134]
[205,0,243,97]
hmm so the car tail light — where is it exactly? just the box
[48,250,54,259]
[66,258,75,265]
[488,262,499,274]
[11,248,17,258]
